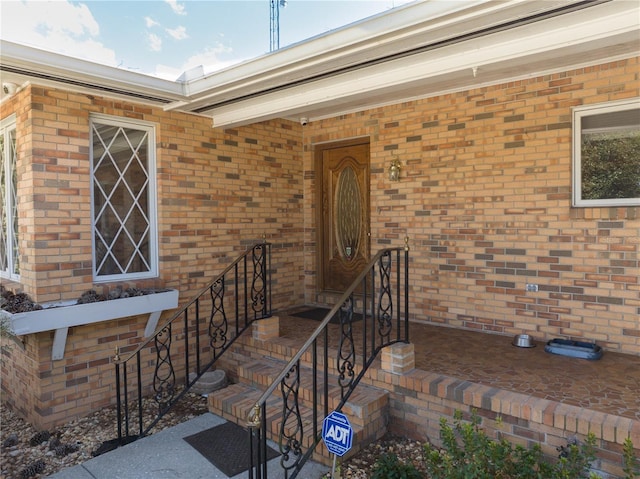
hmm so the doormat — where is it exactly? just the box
[290,307,363,324]
[183,421,279,477]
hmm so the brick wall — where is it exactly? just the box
[1,57,638,428]
[373,366,638,479]
[1,85,306,427]
[1,84,306,305]
[303,57,640,355]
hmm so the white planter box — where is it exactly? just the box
[7,289,179,360]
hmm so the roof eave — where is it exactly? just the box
[0,40,186,105]
[172,0,588,112]
[197,0,640,127]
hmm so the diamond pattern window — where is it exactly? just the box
[0,114,19,280]
[91,115,158,281]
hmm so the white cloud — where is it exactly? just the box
[145,17,160,28]
[153,43,239,80]
[166,26,188,40]
[182,44,234,72]
[147,33,162,52]
[165,0,186,16]
[0,0,117,67]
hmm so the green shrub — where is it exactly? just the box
[368,410,638,479]
[623,437,640,479]
[548,434,597,479]
[423,410,601,479]
[371,452,422,479]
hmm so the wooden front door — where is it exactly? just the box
[319,141,370,292]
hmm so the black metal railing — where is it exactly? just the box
[111,242,271,447]
[247,242,410,479]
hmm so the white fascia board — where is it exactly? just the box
[178,0,575,108]
[210,2,640,127]
[184,1,491,90]
[0,40,185,101]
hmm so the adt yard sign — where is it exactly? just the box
[322,411,353,457]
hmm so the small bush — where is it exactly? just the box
[422,410,601,479]
[371,452,422,479]
[623,437,640,479]
[369,409,638,479]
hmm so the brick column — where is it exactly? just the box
[253,316,280,341]
[380,342,415,374]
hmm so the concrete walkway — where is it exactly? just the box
[48,413,328,479]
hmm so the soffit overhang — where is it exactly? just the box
[205,0,640,127]
[0,41,183,104]
[1,0,638,127]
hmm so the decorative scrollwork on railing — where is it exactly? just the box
[338,295,356,398]
[153,323,176,413]
[112,242,272,452]
[248,244,409,479]
[208,278,228,357]
[377,251,393,343]
[279,362,303,474]
[251,244,266,315]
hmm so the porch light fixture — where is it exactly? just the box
[389,158,401,181]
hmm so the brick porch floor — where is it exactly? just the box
[277,306,639,421]
[214,306,639,476]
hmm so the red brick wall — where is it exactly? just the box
[303,57,640,355]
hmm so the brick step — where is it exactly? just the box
[236,355,388,428]
[235,331,378,381]
[208,381,387,465]
[206,317,391,467]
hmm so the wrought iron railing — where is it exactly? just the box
[110,242,271,447]
[247,242,410,479]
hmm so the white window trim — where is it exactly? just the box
[89,113,159,282]
[572,98,640,207]
[1,114,19,281]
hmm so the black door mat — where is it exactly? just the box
[183,421,279,477]
[290,307,363,324]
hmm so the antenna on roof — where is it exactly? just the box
[270,0,287,52]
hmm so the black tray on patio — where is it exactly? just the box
[544,339,602,360]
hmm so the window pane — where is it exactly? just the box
[336,165,362,260]
[9,130,19,275]
[0,122,19,278]
[574,101,640,206]
[0,134,7,272]
[91,118,155,279]
[581,130,640,200]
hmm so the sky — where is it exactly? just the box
[0,0,415,80]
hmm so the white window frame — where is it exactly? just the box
[572,98,640,207]
[90,114,159,282]
[1,114,19,281]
